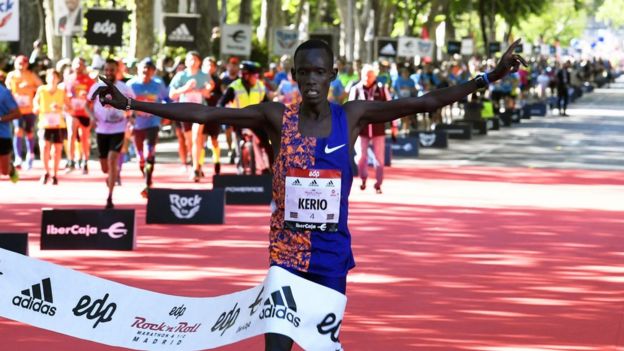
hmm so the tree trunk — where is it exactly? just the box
[426,0,445,61]
[294,0,307,30]
[445,4,455,41]
[375,0,392,37]
[196,0,219,56]
[131,0,154,59]
[478,0,489,56]
[258,0,282,44]
[17,0,41,56]
[164,0,179,13]
[504,21,513,44]
[258,0,269,42]
[488,1,495,45]
[298,1,310,41]
[220,0,227,25]
[239,0,252,24]
[356,0,373,61]
[42,0,61,61]
[335,0,354,60]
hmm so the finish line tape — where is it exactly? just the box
[0,249,346,350]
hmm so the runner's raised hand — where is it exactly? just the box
[90,76,129,110]
[489,39,529,82]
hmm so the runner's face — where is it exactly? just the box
[292,48,335,105]
[185,55,201,71]
[15,58,27,71]
[365,70,377,86]
[228,63,239,75]
[140,65,154,83]
[104,63,117,82]
[242,71,258,86]
[72,58,85,74]
[47,72,60,86]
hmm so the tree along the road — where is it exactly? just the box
[18,0,604,65]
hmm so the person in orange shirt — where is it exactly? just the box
[33,69,67,185]
[5,55,42,170]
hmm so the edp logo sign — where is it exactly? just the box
[85,8,129,46]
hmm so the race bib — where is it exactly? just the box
[183,91,203,104]
[14,94,31,108]
[71,97,87,111]
[284,169,341,232]
[105,110,125,123]
[44,113,62,127]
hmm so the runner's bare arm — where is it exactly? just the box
[90,77,277,129]
[344,39,527,127]
[0,108,21,123]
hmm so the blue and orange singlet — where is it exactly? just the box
[270,102,355,278]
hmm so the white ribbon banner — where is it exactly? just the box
[0,249,346,350]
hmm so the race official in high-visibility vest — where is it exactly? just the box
[481,99,495,119]
[218,61,273,174]
[226,77,266,108]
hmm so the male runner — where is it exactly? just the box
[92,39,526,350]
[348,64,392,194]
[127,58,169,197]
[169,51,212,182]
[87,59,134,209]
[0,81,21,182]
[64,57,95,174]
[33,69,67,185]
[220,56,241,164]
[202,56,223,175]
[5,55,42,169]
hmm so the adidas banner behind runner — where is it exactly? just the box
[164,14,199,49]
[0,249,346,350]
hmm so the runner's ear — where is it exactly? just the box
[291,67,297,82]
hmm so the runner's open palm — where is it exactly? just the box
[90,76,127,110]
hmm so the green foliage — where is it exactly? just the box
[595,0,624,27]
[517,0,588,46]
[49,0,598,62]
[69,0,134,60]
[250,37,269,66]
[495,0,549,27]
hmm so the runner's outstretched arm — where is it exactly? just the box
[90,77,271,129]
[345,39,528,127]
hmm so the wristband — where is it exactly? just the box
[473,75,488,89]
[483,72,490,85]
[125,97,132,110]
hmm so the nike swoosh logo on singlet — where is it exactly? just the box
[324,144,346,154]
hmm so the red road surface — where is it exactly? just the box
[1,162,624,350]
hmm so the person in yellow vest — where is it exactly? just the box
[33,69,68,185]
[480,98,495,119]
[218,61,272,175]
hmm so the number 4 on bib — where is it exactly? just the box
[284,169,341,232]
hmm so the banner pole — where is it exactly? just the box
[62,35,73,60]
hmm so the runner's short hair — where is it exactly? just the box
[187,51,202,60]
[105,58,118,67]
[293,39,334,67]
